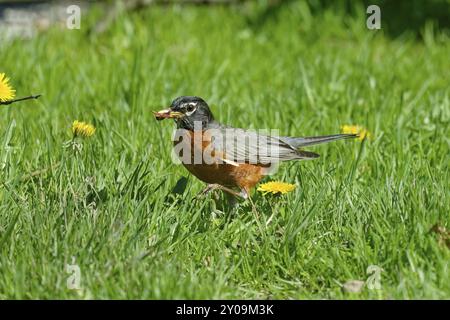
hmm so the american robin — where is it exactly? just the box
[154,96,357,200]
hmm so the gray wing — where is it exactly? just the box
[208,128,318,165]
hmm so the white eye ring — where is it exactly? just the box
[185,103,197,116]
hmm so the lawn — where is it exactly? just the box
[0,1,449,299]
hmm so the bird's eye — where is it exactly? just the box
[186,104,195,112]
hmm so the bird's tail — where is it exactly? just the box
[283,134,358,148]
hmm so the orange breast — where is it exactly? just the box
[173,129,265,191]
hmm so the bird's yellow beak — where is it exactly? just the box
[153,108,184,121]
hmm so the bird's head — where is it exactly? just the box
[154,96,214,130]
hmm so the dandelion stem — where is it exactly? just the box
[0,94,41,105]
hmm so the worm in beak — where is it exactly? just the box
[153,109,183,121]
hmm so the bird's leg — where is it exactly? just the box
[196,185,259,216]
[195,184,219,199]
[215,185,245,199]
[219,186,258,214]
[196,183,242,200]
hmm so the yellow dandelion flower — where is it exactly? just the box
[257,181,296,195]
[0,73,16,102]
[341,125,371,141]
[72,120,96,138]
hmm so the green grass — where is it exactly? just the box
[0,1,449,299]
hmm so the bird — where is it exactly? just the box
[154,96,357,202]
